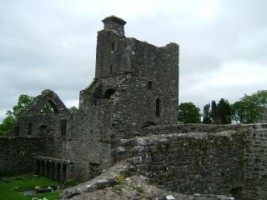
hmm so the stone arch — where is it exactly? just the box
[20,89,69,116]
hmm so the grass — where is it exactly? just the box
[0,174,61,200]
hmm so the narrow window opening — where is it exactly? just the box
[46,161,50,178]
[148,81,153,90]
[110,65,113,74]
[61,119,67,136]
[62,163,67,183]
[51,162,55,180]
[36,160,40,175]
[27,123,32,135]
[111,42,115,51]
[56,163,61,182]
[41,160,45,176]
[93,100,97,106]
[156,98,160,117]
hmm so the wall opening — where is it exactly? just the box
[104,89,115,98]
[62,163,67,183]
[40,101,59,114]
[51,162,55,180]
[56,163,61,182]
[46,161,50,178]
[60,119,67,135]
[27,123,32,135]
[110,65,113,74]
[143,121,156,128]
[36,160,40,175]
[40,160,45,176]
[40,125,47,135]
[148,81,153,90]
[111,42,115,51]
[156,98,160,117]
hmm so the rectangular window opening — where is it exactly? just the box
[148,81,153,90]
[27,123,32,135]
[61,119,67,135]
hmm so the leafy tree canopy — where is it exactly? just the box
[232,90,267,124]
[0,94,33,136]
[68,106,79,113]
[178,102,201,123]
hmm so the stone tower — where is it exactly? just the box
[80,15,179,138]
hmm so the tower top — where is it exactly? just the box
[102,16,127,36]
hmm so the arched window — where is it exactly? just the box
[104,89,115,98]
[156,98,160,117]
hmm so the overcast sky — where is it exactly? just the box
[0,0,266,122]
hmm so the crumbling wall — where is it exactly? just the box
[0,137,54,176]
[115,124,267,200]
[59,112,115,181]
[116,125,245,196]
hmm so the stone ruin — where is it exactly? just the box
[0,16,267,200]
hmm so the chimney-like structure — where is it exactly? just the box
[102,15,126,36]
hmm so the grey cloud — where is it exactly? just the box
[1,0,266,121]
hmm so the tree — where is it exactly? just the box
[0,116,16,136]
[217,98,231,124]
[203,103,212,124]
[69,106,79,113]
[232,90,267,124]
[8,94,34,118]
[178,102,201,123]
[0,94,33,136]
[203,98,231,124]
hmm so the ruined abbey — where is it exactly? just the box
[0,16,267,200]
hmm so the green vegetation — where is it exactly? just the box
[115,175,125,184]
[202,90,267,124]
[0,94,33,136]
[178,102,201,123]
[232,90,267,124]
[203,98,231,124]
[134,186,144,193]
[0,93,79,136]
[63,177,77,187]
[0,174,61,200]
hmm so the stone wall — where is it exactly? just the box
[242,124,267,199]
[0,137,53,176]
[115,124,267,200]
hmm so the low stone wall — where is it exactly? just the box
[0,137,52,176]
[116,128,246,197]
[116,124,267,200]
